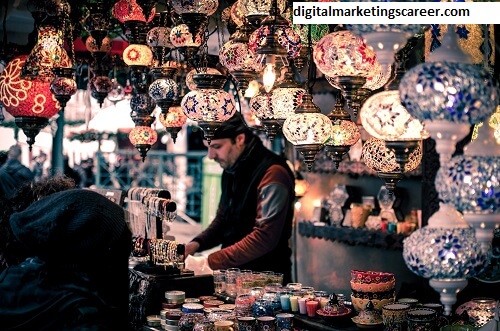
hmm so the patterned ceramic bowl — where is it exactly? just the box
[350,279,396,293]
[351,270,395,284]
[351,294,395,312]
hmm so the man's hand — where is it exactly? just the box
[184,241,200,256]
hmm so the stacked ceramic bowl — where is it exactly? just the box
[350,270,396,312]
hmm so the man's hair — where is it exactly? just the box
[8,145,22,159]
[210,112,251,140]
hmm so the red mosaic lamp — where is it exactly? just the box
[0,55,60,149]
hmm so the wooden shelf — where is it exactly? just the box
[298,221,407,251]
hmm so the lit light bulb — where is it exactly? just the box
[262,63,276,93]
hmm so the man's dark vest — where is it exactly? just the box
[219,137,294,281]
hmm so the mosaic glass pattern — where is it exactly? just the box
[325,119,360,146]
[123,44,153,66]
[249,92,272,120]
[219,40,258,72]
[50,76,77,98]
[399,61,498,124]
[171,0,218,16]
[170,24,204,48]
[112,0,156,23]
[360,90,426,140]
[181,89,236,122]
[313,30,377,78]
[240,0,286,16]
[325,61,390,91]
[436,155,500,214]
[403,227,486,279]
[248,24,302,59]
[159,105,188,128]
[147,27,173,48]
[270,87,306,120]
[129,125,158,145]
[85,36,113,53]
[282,113,333,145]
[0,55,60,118]
[130,94,156,114]
[91,76,113,93]
[149,78,178,102]
[361,137,421,173]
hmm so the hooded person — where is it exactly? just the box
[0,189,132,330]
[184,112,296,284]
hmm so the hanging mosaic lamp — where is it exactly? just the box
[399,24,498,166]
[240,0,287,30]
[158,102,188,143]
[185,67,221,91]
[149,66,179,114]
[129,125,158,161]
[50,67,77,111]
[181,74,236,144]
[83,1,112,52]
[324,96,360,169]
[147,11,174,67]
[282,93,333,172]
[0,55,60,149]
[314,28,378,120]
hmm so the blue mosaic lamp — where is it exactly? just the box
[436,121,500,253]
[403,203,487,316]
[399,24,499,165]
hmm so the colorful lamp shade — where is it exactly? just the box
[0,55,60,148]
[123,44,154,66]
[130,93,157,118]
[346,24,424,70]
[248,23,302,61]
[362,137,422,174]
[50,67,77,110]
[230,1,246,27]
[171,0,218,16]
[186,68,221,91]
[112,0,156,24]
[360,90,426,141]
[148,69,179,114]
[181,74,237,143]
[270,86,306,125]
[240,0,286,18]
[249,90,272,121]
[403,202,487,316]
[325,60,391,93]
[158,104,188,143]
[170,23,205,48]
[85,35,113,53]
[147,26,173,48]
[282,93,333,171]
[313,30,377,78]
[129,125,158,161]
[21,24,72,82]
[219,36,259,90]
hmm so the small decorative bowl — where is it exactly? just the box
[350,279,396,293]
[351,290,396,300]
[351,270,395,284]
[351,295,395,312]
[316,307,352,324]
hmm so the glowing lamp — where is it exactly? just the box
[129,125,158,161]
[123,44,153,67]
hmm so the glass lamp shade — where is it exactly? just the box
[50,68,77,109]
[171,0,218,16]
[403,203,486,280]
[0,56,60,118]
[399,61,498,125]
[86,35,113,53]
[181,88,236,122]
[360,90,426,141]
[326,119,360,147]
[230,1,246,27]
[129,125,158,161]
[291,22,329,47]
[91,76,113,94]
[147,26,173,48]
[219,39,258,72]
[313,30,377,78]
[436,155,500,214]
[362,137,422,173]
[123,44,153,66]
[0,55,60,148]
[112,0,156,24]
[130,94,156,117]
[186,68,221,90]
[170,23,205,48]
[346,25,424,68]
[249,24,302,60]
[240,0,286,17]
[158,105,188,143]
[270,87,306,124]
[149,77,178,101]
[249,91,272,120]
[21,25,72,82]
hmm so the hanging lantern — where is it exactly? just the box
[129,125,158,161]
[282,93,333,172]
[158,104,188,143]
[171,0,218,16]
[170,20,207,61]
[50,67,77,111]
[181,74,236,144]
[123,44,154,67]
[112,0,156,24]
[85,35,113,53]
[84,2,112,51]
[21,22,72,82]
[89,75,113,108]
[0,55,60,149]
[149,67,179,114]
[324,96,360,169]
[239,0,287,29]
[186,67,221,91]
